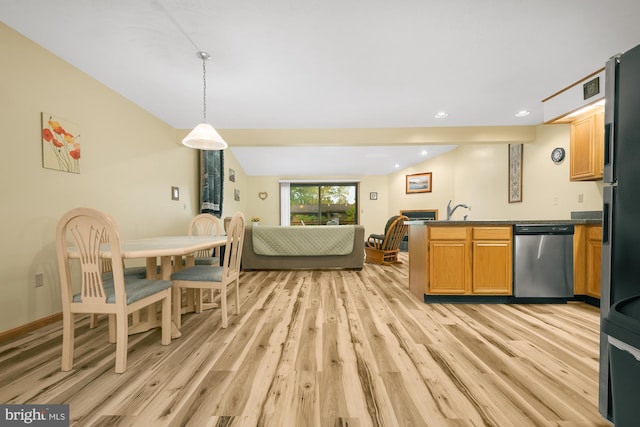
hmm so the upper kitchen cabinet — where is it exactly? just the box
[570,108,604,181]
[543,69,605,181]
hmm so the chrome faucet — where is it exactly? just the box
[446,200,469,220]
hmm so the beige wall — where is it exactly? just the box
[243,125,603,234]
[241,174,391,236]
[388,124,603,220]
[0,23,247,333]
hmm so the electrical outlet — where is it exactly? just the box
[578,193,584,203]
[35,272,44,288]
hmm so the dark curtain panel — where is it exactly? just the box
[200,150,224,218]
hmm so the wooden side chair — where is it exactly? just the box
[364,215,409,265]
[188,213,222,265]
[56,207,172,373]
[185,213,223,312]
[171,212,245,329]
[88,230,159,329]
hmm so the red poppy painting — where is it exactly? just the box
[41,112,81,173]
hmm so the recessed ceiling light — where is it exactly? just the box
[434,112,448,119]
[515,110,530,117]
[394,163,400,168]
[420,150,428,156]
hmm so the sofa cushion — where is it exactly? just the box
[252,225,355,256]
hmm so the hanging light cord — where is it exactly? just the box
[154,0,211,123]
[202,55,207,122]
[154,0,201,52]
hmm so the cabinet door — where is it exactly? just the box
[570,115,595,180]
[586,226,602,298]
[429,240,469,294]
[570,110,604,181]
[472,240,512,294]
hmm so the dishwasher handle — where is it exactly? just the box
[513,224,575,235]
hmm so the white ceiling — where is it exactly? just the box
[232,145,457,176]
[2,0,640,175]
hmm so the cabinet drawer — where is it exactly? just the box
[472,227,511,240]
[429,227,467,240]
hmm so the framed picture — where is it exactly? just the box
[229,168,236,182]
[234,188,240,201]
[171,186,179,201]
[406,172,432,194]
[41,112,81,174]
[369,192,378,200]
[508,144,523,203]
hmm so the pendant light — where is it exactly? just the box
[182,51,228,150]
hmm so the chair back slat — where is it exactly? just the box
[221,212,245,281]
[100,230,113,275]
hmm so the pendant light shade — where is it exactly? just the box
[182,51,228,150]
[182,123,228,150]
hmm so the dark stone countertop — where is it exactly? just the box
[407,219,602,226]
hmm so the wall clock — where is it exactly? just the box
[551,147,565,163]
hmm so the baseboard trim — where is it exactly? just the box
[0,313,62,343]
[571,294,601,307]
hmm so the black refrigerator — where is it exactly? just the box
[600,43,640,421]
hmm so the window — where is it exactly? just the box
[280,181,358,226]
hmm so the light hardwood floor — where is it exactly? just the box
[0,253,610,426]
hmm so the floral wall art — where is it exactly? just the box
[41,112,81,174]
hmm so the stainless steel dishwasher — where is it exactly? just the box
[513,224,574,299]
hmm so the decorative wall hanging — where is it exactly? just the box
[229,168,236,182]
[406,172,432,194]
[200,150,224,217]
[508,144,523,203]
[41,112,81,174]
[258,192,268,200]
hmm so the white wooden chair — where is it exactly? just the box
[56,207,172,373]
[184,213,222,312]
[171,212,245,328]
[88,231,154,329]
[189,213,222,265]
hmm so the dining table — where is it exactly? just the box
[69,235,227,338]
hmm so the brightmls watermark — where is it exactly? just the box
[0,405,69,426]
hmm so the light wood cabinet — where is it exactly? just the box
[570,109,604,181]
[428,227,470,294]
[586,226,602,298]
[573,224,602,299]
[471,227,512,295]
[426,226,512,295]
[409,223,599,301]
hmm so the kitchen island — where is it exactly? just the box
[407,219,602,303]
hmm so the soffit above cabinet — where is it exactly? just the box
[543,69,605,124]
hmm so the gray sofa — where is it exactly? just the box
[242,224,364,270]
